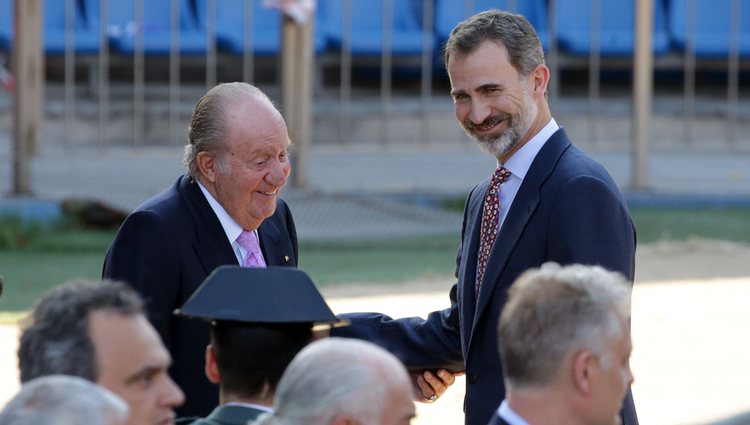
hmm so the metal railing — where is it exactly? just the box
[1,0,749,152]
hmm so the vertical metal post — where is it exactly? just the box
[133,0,145,147]
[419,0,433,145]
[205,0,216,90]
[632,0,653,190]
[588,0,600,145]
[339,0,352,145]
[12,0,43,195]
[243,0,254,83]
[64,0,75,151]
[683,0,696,144]
[169,0,181,145]
[98,0,110,149]
[282,8,313,188]
[727,0,740,145]
[380,0,393,145]
[547,0,559,111]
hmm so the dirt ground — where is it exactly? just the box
[2,239,750,424]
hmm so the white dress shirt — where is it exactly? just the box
[197,180,265,265]
[497,118,560,228]
[223,401,274,413]
[498,400,530,425]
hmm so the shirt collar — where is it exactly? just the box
[223,401,274,413]
[499,400,530,425]
[196,180,244,243]
[500,118,559,179]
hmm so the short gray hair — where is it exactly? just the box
[498,263,631,390]
[0,375,128,425]
[254,338,411,425]
[184,82,276,179]
[18,280,144,383]
[443,9,545,77]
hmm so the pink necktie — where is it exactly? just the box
[236,230,267,268]
[476,167,512,296]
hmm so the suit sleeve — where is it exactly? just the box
[330,189,476,373]
[332,288,464,372]
[102,210,180,348]
[547,175,636,281]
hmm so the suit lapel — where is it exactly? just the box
[472,129,572,332]
[178,175,239,275]
[258,217,286,266]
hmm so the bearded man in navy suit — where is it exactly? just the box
[103,83,298,417]
[333,9,638,425]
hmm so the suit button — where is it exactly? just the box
[468,374,478,384]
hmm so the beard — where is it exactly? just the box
[462,91,538,159]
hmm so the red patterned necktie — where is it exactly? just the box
[476,167,512,296]
[236,230,267,268]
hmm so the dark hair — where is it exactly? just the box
[211,322,313,398]
[18,280,144,383]
[443,9,544,76]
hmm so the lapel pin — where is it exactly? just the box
[284,255,290,262]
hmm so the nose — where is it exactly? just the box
[467,97,493,125]
[266,157,290,187]
[160,376,185,408]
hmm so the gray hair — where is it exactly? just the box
[253,338,411,425]
[183,82,276,179]
[18,280,144,383]
[498,263,631,391]
[443,9,545,77]
[0,375,128,425]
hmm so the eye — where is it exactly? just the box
[134,371,158,390]
[279,151,289,161]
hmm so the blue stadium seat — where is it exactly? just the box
[83,0,207,55]
[435,0,550,51]
[44,0,100,54]
[556,0,670,56]
[0,0,99,54]
[317,0,432,56]
[193,0,326,56]
[669,0,750,57]
[0,0,12,51]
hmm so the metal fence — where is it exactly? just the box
[1,0,749,152]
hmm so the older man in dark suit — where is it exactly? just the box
[103,83,297,417]
[333,9,638,425]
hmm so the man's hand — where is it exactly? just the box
[412,369,461,403]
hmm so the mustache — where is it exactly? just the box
[464,113,512,132]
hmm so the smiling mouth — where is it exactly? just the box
[260,189,279,196]
[470,114,509,133]
[476,120,503,132]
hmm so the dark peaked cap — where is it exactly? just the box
[174,266,347,329]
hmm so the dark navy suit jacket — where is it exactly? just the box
[103,174,298,417]
[334,129,637,425]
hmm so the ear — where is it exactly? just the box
[571,349,595,396]
[196,151,217,184]
[205,344,221,384]
[529,64,550,97]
